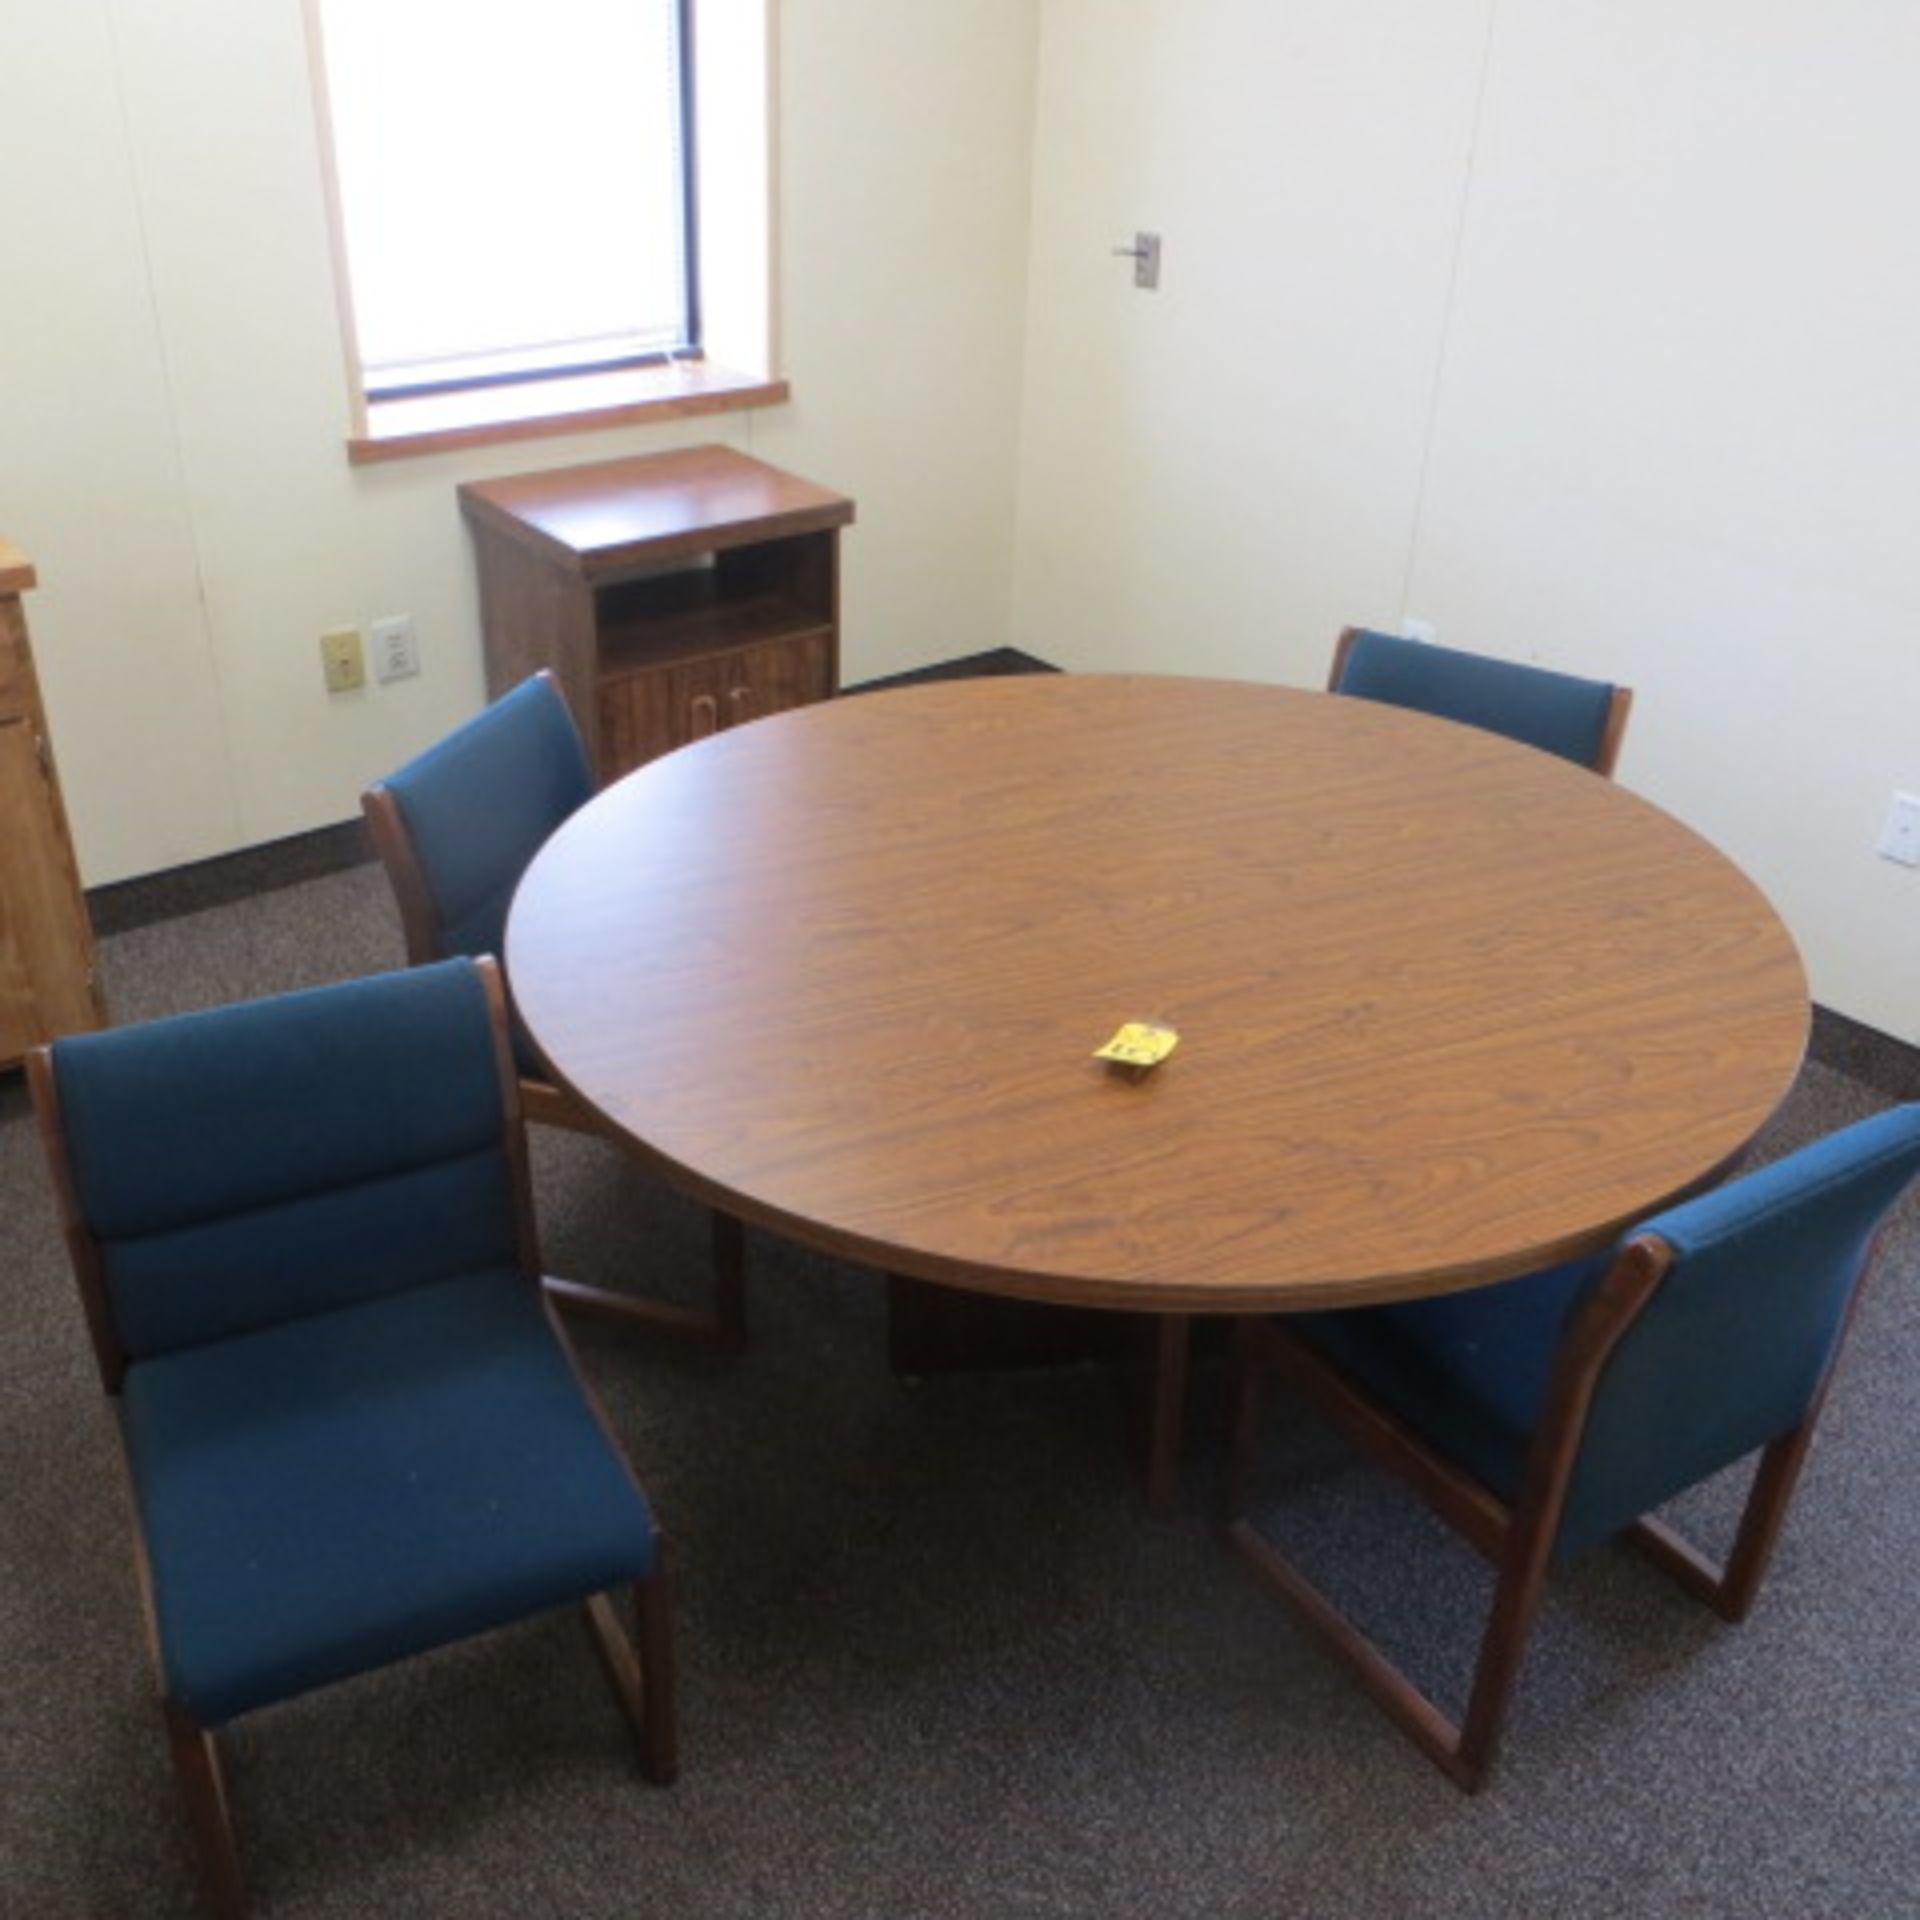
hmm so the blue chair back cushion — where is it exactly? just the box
[1558,1103,1920,1554]
[1336,629,1618,770]
[1296,1106,1920,1559]
[52,961,516,1359]
[380,673,593,962]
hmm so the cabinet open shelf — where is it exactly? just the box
[598,576,835,677]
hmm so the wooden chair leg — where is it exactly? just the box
[1218,1318,1268,1529]
[1229,1519,1466,1777]
[1139,1313,1191,1518]
[1452,1518,1559,1788]
[1629,1421,1818,1624]
[1228,1507,1549,1794]
[163,1702,248,1920]
[633,1565,680,1785]
[584,1569,678,1786]
[542,1278,714,1339]
[544,1207,747,1349]
[1221,1314,1554,1793]
[710,1209,748,1354]
[528,1082,750,1348]
[1717,1422,1818,1617]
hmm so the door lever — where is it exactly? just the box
[1111,231,1162,290]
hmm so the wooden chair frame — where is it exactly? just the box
[362,719,746,1350]
[1139,1311,1192,1517]
[1328,626,1635,780]
[1219,1223,1889,1791]
[29,958,678,1917]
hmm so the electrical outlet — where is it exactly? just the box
[371,614,419,683]
[1876,791,1920,868]
[320,628,365,693]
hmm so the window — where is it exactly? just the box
[307,0,777,461]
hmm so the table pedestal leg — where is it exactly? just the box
[885,1277,1191,1516]
[1132,1314,1190,1518]
[885,1273,1110,1374]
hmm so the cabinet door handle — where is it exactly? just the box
[728,684,755,725]
[689,693,719,738]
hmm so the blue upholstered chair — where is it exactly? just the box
[363,670,746,1345]
[30,959,677,1918]
[1221,1104,1920,1790]
[1329,626,1633,776]
[1146,623,1628,1512]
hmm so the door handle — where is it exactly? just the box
[1110,231,1161,289]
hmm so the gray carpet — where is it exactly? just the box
[3,862,1916,1918]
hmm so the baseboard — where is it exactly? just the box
[845,648,1060,694]
[84,654,1064,935]
[87,819,373,937]
[1808,1005,1920,1101]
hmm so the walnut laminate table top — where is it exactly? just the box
[507,675,1808,1314]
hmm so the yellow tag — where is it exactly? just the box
[1094,1022,1180,1070]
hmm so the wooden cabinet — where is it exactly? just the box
[0,544,104,1068]
[459,446,855,782]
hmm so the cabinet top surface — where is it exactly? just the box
[458,445,854,575]
[0,540,35,596]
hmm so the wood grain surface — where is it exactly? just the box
[0,540,35,597]
[0,560,104,1067]
[458,444,854,578]
[506,675,1807,1312]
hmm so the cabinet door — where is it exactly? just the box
[598,631,834,780]
[598,653,729,777]
[0,716,99,1064]
[718,630,834,731]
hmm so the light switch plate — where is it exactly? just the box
[320,628,364,693]
[371,614,419,682]
[1876,791,1920,867]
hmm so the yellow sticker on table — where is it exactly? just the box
[1094,1022,1180,1070]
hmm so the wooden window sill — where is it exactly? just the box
[346,360,789,466]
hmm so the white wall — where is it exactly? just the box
[1407,2,1920,1039]
[0,0,1040,885]
[1013,0,1493,685]
[8,1,1918,1041]
[1011,0,1920,1042]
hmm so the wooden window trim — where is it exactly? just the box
[305,0,784,467]
[346,359,789,466]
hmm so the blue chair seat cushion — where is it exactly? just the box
[1290,1252,1611,1513]
[121,1268,657,1726]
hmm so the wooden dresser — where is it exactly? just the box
[0,543,104,1067]
[459,445,855,782]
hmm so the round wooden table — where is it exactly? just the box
[508,674,1808,1496]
